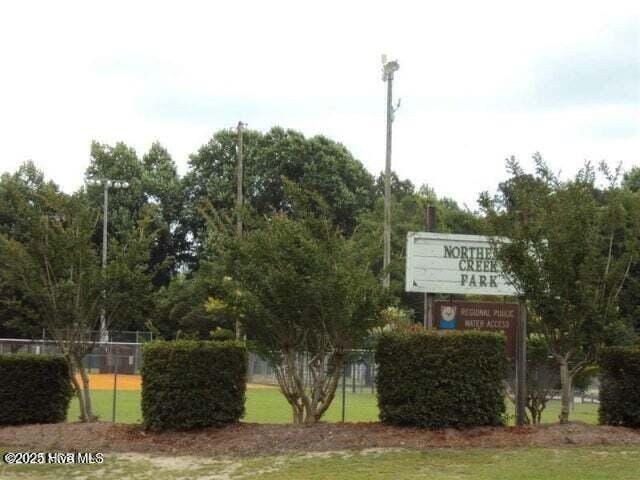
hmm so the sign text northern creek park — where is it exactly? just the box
[405,232,517,296]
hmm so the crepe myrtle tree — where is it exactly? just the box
[222,211,382,423]
[0,188,153,422]
[480,155,640,423]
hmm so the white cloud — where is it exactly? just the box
[0,0,638,208]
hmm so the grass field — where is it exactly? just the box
[2,447,639,479]
[68,386,600,425]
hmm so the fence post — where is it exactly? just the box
[112,353,118,423]
[341,360,347,422]
[351,362,356,393]
[371,360,375,395]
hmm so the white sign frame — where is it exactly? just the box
[405,232,517,296]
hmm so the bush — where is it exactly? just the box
[142,340,247,430]
[376,331,507,429]
[0,354,73,425]
[599,347,640,428]
[210,328,235,342]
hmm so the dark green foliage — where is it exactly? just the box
[376,331,507,429]
[183,127,376,266]
[221,206,381,423]
[599,347,640,428]
[86,141,185,331]
[0,355,73,425]
[480,156,640,423]
[210,328,235,342]
[141,340,247,430]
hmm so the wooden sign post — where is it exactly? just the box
[423,205,436,330]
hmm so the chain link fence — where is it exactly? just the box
[248,350,378,393]
[0,336,378,422]
[0,332,152,374]
[0,336,601,424]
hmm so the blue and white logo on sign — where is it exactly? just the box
[439,305,457,330]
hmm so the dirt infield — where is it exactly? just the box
[1,422,639,457]
[79,374,142,391]
[79,374,277,391]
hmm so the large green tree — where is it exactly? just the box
[0,162,56,338]
[86,141,185,331]
[617,167,640,335]
[480,156,640,422]
[0,184,153,421]
[221,197,381,423]
[182,127,376,265]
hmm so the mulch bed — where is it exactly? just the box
[0,422,639,457]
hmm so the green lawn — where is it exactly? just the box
[2,447,639,479]
[68,388,600,425]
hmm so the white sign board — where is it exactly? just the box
[405,232,517,296]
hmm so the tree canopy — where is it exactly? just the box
[182,127,376,263]
[480,155,640,422]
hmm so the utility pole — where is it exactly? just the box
[235,121,246,340]
[101,183,108,342]
[382,55,400,288]
[423,205,436,329]
[236,121,246,239]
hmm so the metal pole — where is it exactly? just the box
[424,205,436,329]
[100,183,108,343]
[235,121,245,340]
[112,353,118,423]
[383,72,394,289]
[516,300,527,426]
[341,361,347,422]
[236,121,244,239]
[352,362,356,393]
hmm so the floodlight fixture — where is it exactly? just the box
[382,58,400,82]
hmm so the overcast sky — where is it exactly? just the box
[0,0,638,209]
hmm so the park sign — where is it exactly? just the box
[434,300,518,358]
[405,232,517,296]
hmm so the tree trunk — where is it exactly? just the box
[291,404,304,424]
[526,399,538,425]
[273,350,344,424]
[304,352,343,423]
[68,358,87,422]
[74,354,97,422]
[559,358,572,424]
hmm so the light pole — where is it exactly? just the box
[88,178,130,342]
[381,55,400,288]
[236,121,247,340]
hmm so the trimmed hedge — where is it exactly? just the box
[376,331,507,429]
[141,340,247,430]
[599,347,640,428]
[0,354,73,425]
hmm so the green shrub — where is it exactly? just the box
[376,331,507,429]
[142,340,247,430]
[0,354,73,425]
[210,328,235,342]
[599,347,640,428]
